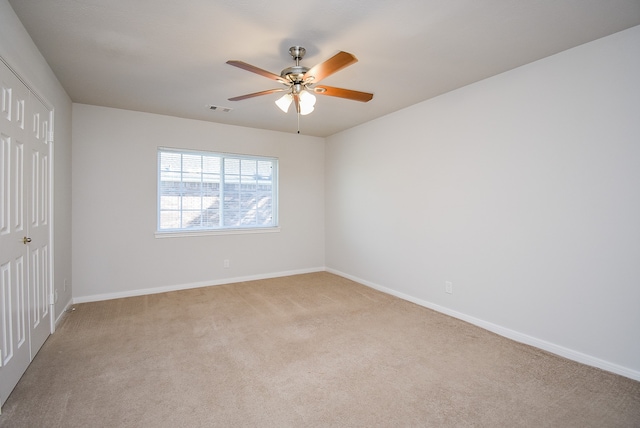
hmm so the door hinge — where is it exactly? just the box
[49,293,55,305]
[47,131,54,143]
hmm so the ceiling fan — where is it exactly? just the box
[226,46,373,118]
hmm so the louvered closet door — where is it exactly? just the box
[0,59,52,407]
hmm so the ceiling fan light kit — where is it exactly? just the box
[276,89,316,115]
[274,93,293,113]
[226,46,373,131]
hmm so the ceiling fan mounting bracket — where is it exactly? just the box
[288,46,306,61]
[281,47,311,84]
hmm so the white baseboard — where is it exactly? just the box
[326,268,640,382]
[72,266,326,304]
[54,298,73,327]
[70,266,639,381]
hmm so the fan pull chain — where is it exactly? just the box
[297,112,300,134]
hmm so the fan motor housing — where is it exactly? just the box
[280,65,309,83]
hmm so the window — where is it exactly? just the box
[157,148,278,233]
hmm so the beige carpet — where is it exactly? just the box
[1,272,638,427]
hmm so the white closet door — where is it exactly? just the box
[26,93,51,360]
[0,59,52,407]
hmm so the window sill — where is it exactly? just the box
[155,227,281,239]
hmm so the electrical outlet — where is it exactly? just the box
[445,281,453,294]
[223,259,230,268]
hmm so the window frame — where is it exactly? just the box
[155,147,279,238]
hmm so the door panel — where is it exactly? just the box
[27,95,50,359]
[0,61,32,407]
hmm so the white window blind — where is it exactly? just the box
[158,148,278,232]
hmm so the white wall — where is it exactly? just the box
[326,26,640,379]
[0,0,73,320]
[72,105,325,301]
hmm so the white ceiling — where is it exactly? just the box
[9,0,640,137]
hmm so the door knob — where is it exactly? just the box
[23,237,32,244]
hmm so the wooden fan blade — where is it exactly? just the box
[313,86,373,102]
[303,51,358,83]
[228,88,285,101]
[226,60,288,83]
